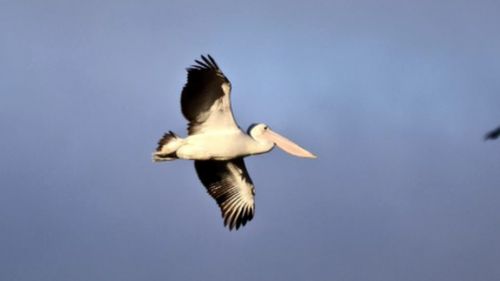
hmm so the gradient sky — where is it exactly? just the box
[1,1,500,280]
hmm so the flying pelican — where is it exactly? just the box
[153,55,316,230]
[484,125,500,141]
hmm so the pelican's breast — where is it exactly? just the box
[178,130,256,160]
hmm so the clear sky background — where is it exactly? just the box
[1,1,500,280]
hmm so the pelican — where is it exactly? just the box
[485,125,500,141]
[153,55,316,230]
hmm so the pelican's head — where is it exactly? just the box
[248,123,316,158]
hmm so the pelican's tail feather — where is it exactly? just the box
[153,131,182,162]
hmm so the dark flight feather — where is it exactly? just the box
[194,158,255,230]
[180,55,235,135]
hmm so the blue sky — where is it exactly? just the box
[1,1,500,280]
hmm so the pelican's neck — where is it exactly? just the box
[248,134,274,155]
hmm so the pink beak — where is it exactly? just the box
[262,129,317,158]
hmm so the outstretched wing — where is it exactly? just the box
[485,126,500,140]
[181,55,239,135]
[194,158,255,230]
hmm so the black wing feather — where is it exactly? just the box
[180,55,233,134]
[194,158,255,230]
